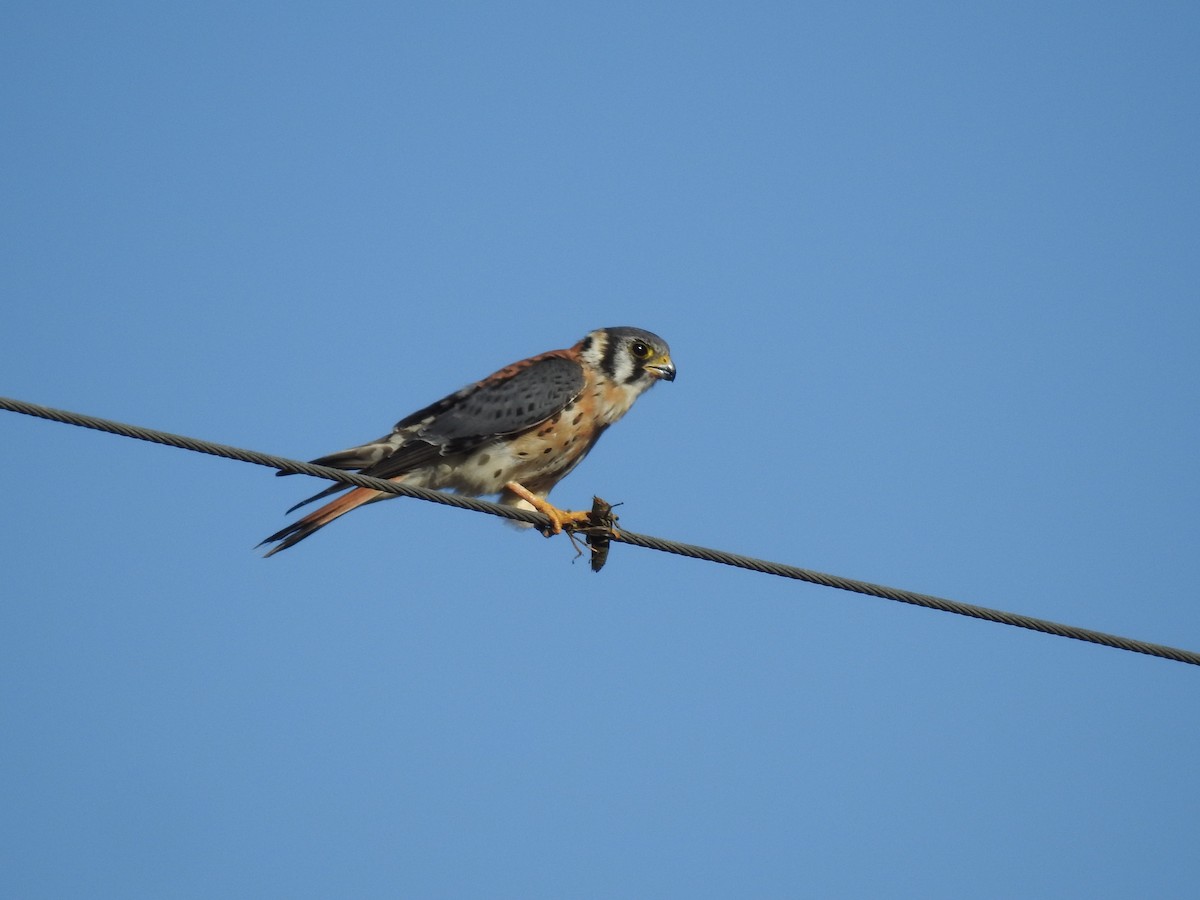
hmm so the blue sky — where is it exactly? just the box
[3,2,1198,897]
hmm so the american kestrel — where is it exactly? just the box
[260,326,675,556]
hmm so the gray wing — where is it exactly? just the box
[281,354,585,512]
[360,354,585,481]
[419,355,584,442]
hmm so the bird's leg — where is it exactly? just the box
[504,481,596,536]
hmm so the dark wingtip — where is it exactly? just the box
[284,482,350,515]
[257,519,315,557]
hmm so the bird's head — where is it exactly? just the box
[580,326,676,388]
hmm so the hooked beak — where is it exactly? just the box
[647,356,676,382]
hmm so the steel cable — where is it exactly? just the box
[3,394,1197,667]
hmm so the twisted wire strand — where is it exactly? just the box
[3,394,1198,668]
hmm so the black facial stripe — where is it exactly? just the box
[600,333,620,379]
[624,359,646,384]
[579,335,594,355]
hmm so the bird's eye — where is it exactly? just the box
[630,341,652,360]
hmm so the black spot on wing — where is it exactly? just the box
[362,355,584,482]
[421,356,584,444]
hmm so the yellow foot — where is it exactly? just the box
[503,481,594,534]
[505,484,623,571]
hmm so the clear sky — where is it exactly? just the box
[3,3,1198,897]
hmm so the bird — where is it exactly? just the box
[259,326,675,556]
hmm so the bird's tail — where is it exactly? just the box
[258,482,398,557]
